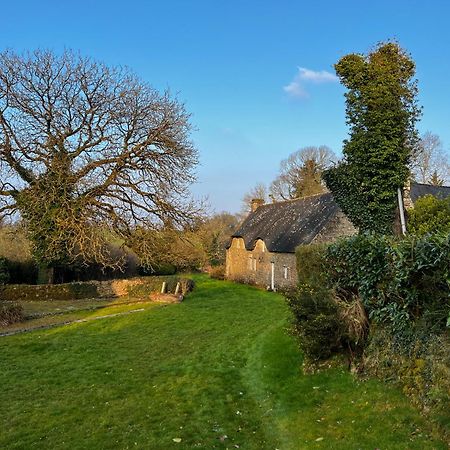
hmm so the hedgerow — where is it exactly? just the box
[325,232,450,332]
[288,233,450,436]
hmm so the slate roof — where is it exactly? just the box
[410,182,450,202]
[228,192,340,253]
[228,183,450,254]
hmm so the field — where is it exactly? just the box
[0,276,447,449]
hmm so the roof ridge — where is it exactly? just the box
[260,190,331,208]
[411,181,450,189]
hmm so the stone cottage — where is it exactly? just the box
[225,182,450,290]
[225,192,356,290]
[404,181,450,207]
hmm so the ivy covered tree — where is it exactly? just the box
[0,50,200,283]
[323,42,421,233]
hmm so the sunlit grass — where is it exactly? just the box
[0,276,446,449]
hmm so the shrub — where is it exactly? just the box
[139,263,177,276]
[0,302,24,326]
[408,194,450,236]
[292,244,369,363]
[285,286,342,361]
[179,278,195,295]
[209,265,225,280]
[325,232,450,332]
[325,233,390,304]
[296,243,327,286]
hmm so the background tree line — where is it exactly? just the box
[242,134,450,216]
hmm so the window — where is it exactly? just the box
[283,266,290,280]
[253,257,257,271]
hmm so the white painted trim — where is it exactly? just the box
[271,262,275,290]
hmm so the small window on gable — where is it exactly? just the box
[248,256,253,270]
[253,257,257,271]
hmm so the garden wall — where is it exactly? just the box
[1,276,194,302]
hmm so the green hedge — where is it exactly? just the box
[289,234,450,436]
[325,232,450,332]
[288,244,346,362]
[289,244,370,363]
[285,285,342,362]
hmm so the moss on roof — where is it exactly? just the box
[229,193,339,253]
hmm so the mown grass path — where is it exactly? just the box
[0,277,446,449]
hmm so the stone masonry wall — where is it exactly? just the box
[311,211,357,244]
[226,238,297,290]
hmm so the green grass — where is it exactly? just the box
[0,276,447,449]
[0,301,160,335]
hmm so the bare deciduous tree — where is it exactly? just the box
[0,50,200,282]
[241,182,268,213]
[410,131,450,185]
[270,145,336,201]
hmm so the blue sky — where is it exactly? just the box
[2,0,450,213]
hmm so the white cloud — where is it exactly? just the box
[283,67,338,99]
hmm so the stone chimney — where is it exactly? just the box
[251,198,265,212]
[403,179,413,209]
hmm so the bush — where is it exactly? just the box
[209,265,225,280]
[291,235,450,433]
[325,232,450,332]
[285,286,342,361]
[296,244,327,286]
[408,194,450,236]
[289,244,369,363]
[0,302,24,326]
[138,263,177,276]
[288,245,344,362]
[179,278,195,295]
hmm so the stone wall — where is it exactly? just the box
[1,276,194,302]
[312,210,357,244]
[226,238,297,290]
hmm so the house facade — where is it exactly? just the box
[225,192,356,290]
[225,182,450,290]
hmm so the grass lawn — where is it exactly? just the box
[0,276,447,449]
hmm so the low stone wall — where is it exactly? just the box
[1,276,194,302]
